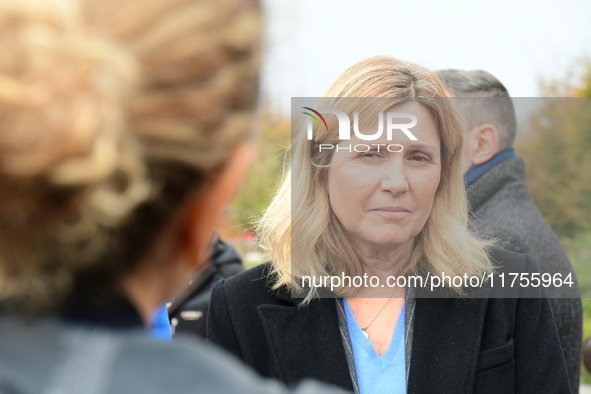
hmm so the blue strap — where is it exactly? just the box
[149,304,172,341]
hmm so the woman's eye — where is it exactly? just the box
[359,151,380,158]
[409,154,430,162]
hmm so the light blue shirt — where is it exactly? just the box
[343,299,406,394]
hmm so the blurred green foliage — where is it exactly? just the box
[516,98,591,238]
[575,63,591,98]
[581,297,591,385]
[562,226,591,386]
[534,61,591,386]
[562,227,591,298]
[227,112,290,233]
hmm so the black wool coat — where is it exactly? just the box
[207,247,571,394]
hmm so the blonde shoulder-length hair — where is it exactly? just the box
[257,56,493,302]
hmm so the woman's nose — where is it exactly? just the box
[379,160,409,195]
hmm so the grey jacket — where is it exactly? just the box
[467,156,582,393]
[0,316,347,394]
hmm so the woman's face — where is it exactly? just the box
[327,101,441,253]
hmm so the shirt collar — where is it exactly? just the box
[464,148,516,186]
[61,291,144,330]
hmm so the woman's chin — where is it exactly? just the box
[363,237,413,251]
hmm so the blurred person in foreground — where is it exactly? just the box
[437,69,582,393]
[0,0,346,393]
[208,56,571,393]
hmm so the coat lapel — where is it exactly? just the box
[257,292,354,392]
[407,296,488,393]
[257,288,489,393]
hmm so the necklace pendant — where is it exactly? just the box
[361,329,368,339]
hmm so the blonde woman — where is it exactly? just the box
[0,0,346,393]
[207,56,571,393]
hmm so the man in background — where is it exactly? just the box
[437,69,582,393]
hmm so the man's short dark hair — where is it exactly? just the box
[436,69,517,150]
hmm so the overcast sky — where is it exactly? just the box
[260,0,591,115]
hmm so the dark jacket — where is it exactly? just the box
[467,156,582,392]
[207,248,571,394]
[0,296,347,394]
[169,238,245,338]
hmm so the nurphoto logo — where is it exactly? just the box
[302,107,418,152]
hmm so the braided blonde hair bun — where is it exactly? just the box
[0,0,261,310]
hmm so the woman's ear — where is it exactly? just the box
[178,142,255,271]
[470,124,499,166]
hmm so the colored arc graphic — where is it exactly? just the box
[302,112,324,130]
[302,107,328,130]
